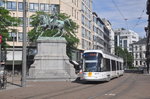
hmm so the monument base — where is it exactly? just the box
[27,37,77,81]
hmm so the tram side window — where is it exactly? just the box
[117,62,119,70]
[101,58,110,72]
[119,62,122,70]
[121,63,124,70]
[111,60,116,71]
[106,59,111,71]
[101,58,107,72]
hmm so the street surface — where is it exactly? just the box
[0,73,150,99]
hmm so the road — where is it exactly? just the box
[0,73,150,99]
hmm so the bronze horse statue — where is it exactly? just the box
[36,14,71,37]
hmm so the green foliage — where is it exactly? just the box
[0,7,20,49]
[115,47,134,68]
[28,11,79,58]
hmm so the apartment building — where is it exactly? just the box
[131,38,146,67]
[114,28,139,52]
[0,0,93,66]
[102,18,114,54]
[92,12,104,50]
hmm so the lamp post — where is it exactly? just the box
[22,0,27,87]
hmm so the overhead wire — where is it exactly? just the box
[111,0,129,29]
[132,9,145,29]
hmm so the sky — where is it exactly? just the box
[92,0,148,38]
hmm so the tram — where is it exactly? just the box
[80,50,124,81]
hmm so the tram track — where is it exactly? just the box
[24,74,135,99]
[25,75,129,99]
[107,74,137,99]
[24,81,100,99]
[42,74,131,99]
[87,74,138,99]
[24,83,83,99]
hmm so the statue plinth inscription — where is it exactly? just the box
[28,37,77,81]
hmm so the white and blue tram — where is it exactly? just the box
[80,50,124,81]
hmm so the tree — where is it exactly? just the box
[28,11,79,58]
[115,47,134,69]
[0,7,20,49]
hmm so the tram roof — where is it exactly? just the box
[83,50,123,62]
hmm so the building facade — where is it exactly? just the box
[114,28,139,52]
[102,18,114,54]
[0,0,93,64]
[146,0,150,73]
[0,0,115,68]
[92,12,104,50]
[92,12,114,53]
[131,38,147,67]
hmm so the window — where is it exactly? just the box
[103,58,111,71]
[50,4,60,14]
[135,46,138,50]
[7,1,17,10]
[0,1,4,7]
[29,3,39,11]
[82,15,84,25]
[139,46,142,50]
[82,27,85,37]
[18,2,23,11]
[18,32,23,41]
[8,32,17,41]
[40,3,49,11]
[40,3,45,11]
[136,61,138,65]
[140,53,142,58]
[136,53,138,58]
[82,39,85,49]
[140,61,142,65]
[123,40,127,49]
[111,60,116,71]
[19,17,23,26]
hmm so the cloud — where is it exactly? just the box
[93,0,148,37]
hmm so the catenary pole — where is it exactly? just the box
[22,0,27,87]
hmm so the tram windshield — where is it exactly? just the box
[83,52,102,72]
[85,63,97,72]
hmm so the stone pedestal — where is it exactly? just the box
[28,37,77,81]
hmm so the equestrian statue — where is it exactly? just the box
[36,14,71,37]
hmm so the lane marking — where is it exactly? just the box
[105,93,116,96]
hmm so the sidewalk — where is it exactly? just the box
[0,75,22,91]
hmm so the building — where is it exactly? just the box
[92,12,104,50]
[0,0,115,71]
[131,38,147,67]
[0,0,93,65]
[92,12,114,54]
[102,18,115,54]
[146,0,150,73]
[114,28,139,52]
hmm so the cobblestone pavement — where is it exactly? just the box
[0,73,150,99]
